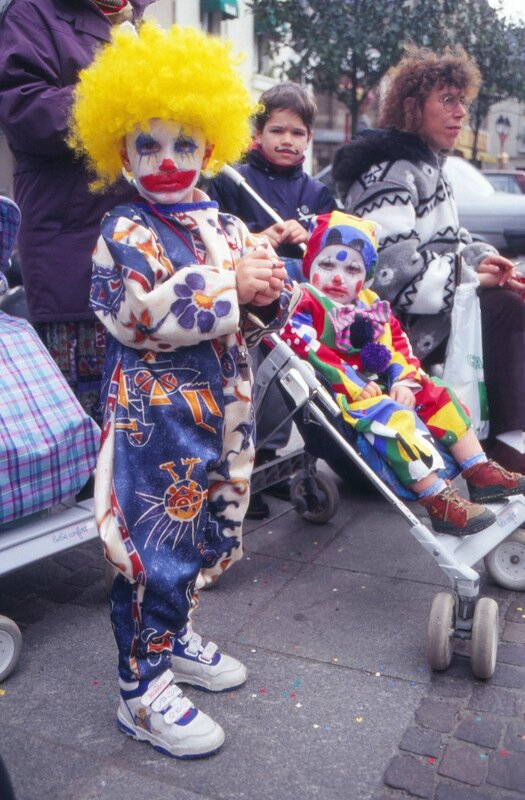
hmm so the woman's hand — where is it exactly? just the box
[477,254,517,288]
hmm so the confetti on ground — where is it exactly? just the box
[295,702,302,708]
[355,717,363,723]
[332,657,339,663]
[313,724,320,729]
[410,681,418,688]
[427,757,436,764]
[387,680,397,688]
[375,672,381,677]
[499,750,510,756]
[475,716,482,722]
[259,688,267,694]
[92,679,99,686]
[292,679,301,688]
[251,648,257,653]
[0,689,5,696]
[480,753,488,760]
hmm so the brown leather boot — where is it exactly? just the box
[462,459,525,503]
[419,484,495,535]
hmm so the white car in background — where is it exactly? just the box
[443,156,525,254]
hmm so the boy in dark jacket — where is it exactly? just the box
[209,82,337,517]
[209,81,336,259]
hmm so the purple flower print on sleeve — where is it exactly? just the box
[171,272,232,333]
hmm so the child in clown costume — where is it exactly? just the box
[69,22,297,759]
[282,211,525,535]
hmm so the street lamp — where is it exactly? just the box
[495,114,511,169]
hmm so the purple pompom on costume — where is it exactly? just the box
[361,342,392,374]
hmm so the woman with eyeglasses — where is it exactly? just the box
[333,45,525,473]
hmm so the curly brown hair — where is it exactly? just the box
[379,44,482,132]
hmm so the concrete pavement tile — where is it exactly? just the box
[415,698,460,733]
[468,686,520,716]
[434,785,492,800]
[399,726,443,758]
[497,641,525,666]
[383,754,435,798]
[488,662,525,689]
[502,622,525,644]
[504,719,525,753]
[236,561,450,682]
[437,740,487,785]
[455,714,505,749]
[487,750,525,793]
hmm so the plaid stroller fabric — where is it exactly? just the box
[0,313,100,524]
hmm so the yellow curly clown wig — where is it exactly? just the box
[69,22,257,189]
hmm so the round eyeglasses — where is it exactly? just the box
[440,94,471,112]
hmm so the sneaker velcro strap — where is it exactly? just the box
[201,641,217,662]
[151,683,182,713]
[164,695,193,724]
[141,668,175,707]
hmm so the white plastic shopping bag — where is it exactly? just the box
[443,281,489,440]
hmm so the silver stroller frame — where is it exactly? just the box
[256,332,525,679]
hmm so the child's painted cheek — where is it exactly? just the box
[311,274,320,289]
[355,279,364,294]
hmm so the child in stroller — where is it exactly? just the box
[280,211,525,537]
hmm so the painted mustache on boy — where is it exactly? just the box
[274,145,300,155]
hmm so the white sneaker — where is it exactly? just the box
[171,628,247,692]
[117,668,225,759]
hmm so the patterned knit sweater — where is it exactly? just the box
[332,129,495,360]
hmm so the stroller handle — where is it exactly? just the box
[221,164,306,254]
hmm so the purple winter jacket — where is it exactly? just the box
[0,0,154,323]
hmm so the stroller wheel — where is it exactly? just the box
[0,615,22,682]
[470,597,499,680]
[427,592,455,671]
[290,469,339,524]
[483,529,525,591]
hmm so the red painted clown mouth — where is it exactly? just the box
[140,170,197,193]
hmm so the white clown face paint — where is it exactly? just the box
[310,244,367,305]
[122,119,211,205]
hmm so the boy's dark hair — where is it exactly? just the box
[380,44,481,132]
[254,82,317,132]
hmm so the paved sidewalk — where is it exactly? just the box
[0,472,524,800]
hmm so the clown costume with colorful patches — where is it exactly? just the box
[69,22,296,759]
[282,211,525,538]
